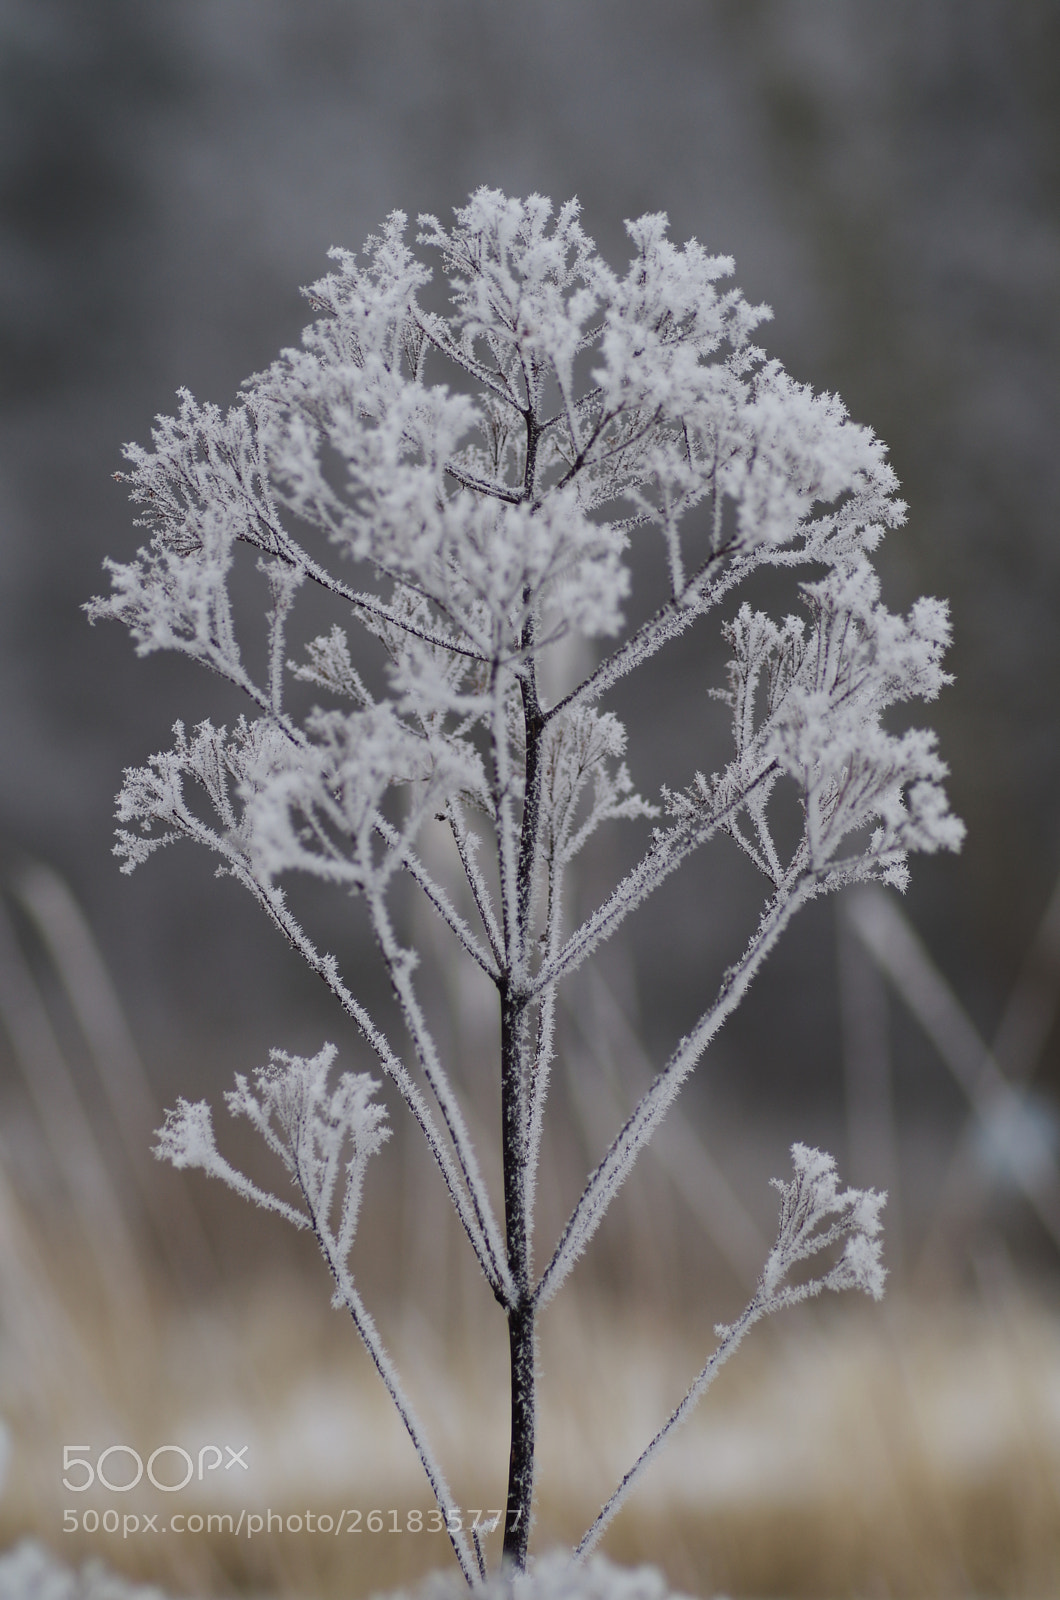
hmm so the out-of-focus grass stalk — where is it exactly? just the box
[847,886,1060,1267]
[838,900,904,1269]
[13,863,212,1283]
[0,895,148,1334]
[992,864,1060,1086]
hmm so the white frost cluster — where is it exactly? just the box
[743,1142,885,1315]
[154,1043,388,1245]
[675,566,963,894]
[91,189,959,926]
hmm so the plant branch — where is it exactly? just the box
[446,800,504,966]
[366,886,511,1300]
[528,760,780,1002]
[536,878,814,1307]
[307,1202,479,1583]
[199,829,512,1299]
[373,815,500,982]
[543,547,751,726]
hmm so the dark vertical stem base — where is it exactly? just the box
[503,1297,535,1568]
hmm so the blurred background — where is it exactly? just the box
[1,2,1059,1596]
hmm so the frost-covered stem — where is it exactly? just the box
[526,981,557,1198]
[366,888,510,1300]
[444,459,524,504]
[545,547,748,725]
[263,561,300,717]
[414,311,520,411]
[526,844,564,1194]
[574,1294,762,1561]
[529,832,690,1000]
[269,538,490,662]
[502,608,546,1567]
[372,815,500,981]
[529,760,780,1001]
[490,667,522,970]
[504,1293,536,1569]
[500,983,535,1567]
[522,412,543,502]
[516,624,546,958]
[236,861,512,1300]
[499,592,557,1561]
[446,800,504,965]
[313,1220,480,1585]
[536,879,813,1307]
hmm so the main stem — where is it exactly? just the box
[505,1298,535,1565]
[501,986,535,1567]
[501,590,545,1569]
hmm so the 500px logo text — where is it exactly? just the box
[62,1445,249,1493]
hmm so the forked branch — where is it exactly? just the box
[575,1145,887,1560]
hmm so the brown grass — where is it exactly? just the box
[3,1194,1059,1600]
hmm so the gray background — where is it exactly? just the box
[1,0,1058,1249]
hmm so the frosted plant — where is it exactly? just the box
[90,190,962,1584]
[575,1144,885,1560]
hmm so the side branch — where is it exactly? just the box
[311,1213,480,1584]
[535,879,814,1307]
[444,461,524,505]
[256,526,489,663]
[414,311,521,410]
[489,667,523,975]
[544,547,750,726]
[366,887,511,1298]
[230,855,513,1301]
[373,816,500,982]
[527,761,780,1002]
[575,1295,761,1561]
[446,801,504,966]
[574,1143,887,1559]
